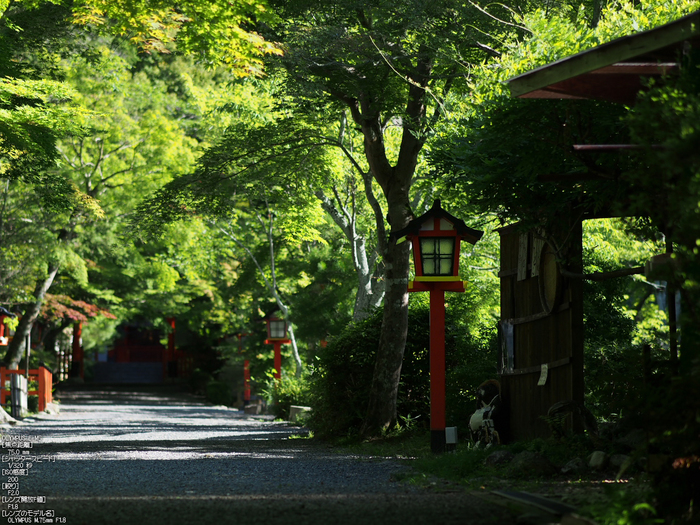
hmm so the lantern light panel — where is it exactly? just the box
[268,319,287,339]
[420,237,455,276]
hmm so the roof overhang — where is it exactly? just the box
[507,10,700,104]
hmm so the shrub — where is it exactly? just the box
[307,295,499,439]
[306,309,383,438]
[190,368,213,395]
[263,373,312,420]
[205,380,233,406]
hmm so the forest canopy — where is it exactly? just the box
[0,5,699,517]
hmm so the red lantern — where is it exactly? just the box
[0,308,16,346]
[266,317,288,341]
[0,316,8,346]
[396,200,483,292]
[264,315,291,381]
[394,200,483,453]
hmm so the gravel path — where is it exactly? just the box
[1,385,535,525]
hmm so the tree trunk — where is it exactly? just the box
[3,262,60,368]
[278,302,303,378]
[361,234,411,435]
[352,256,384,321]
[359,173,415,434]
[315,189,385,321]
[344,51,431,435]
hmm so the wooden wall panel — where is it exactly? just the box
[498,223,584,442]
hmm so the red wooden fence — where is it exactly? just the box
[1,366,53,412]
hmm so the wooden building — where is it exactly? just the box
[498,11,700,440]
[93,319,192,383]
[498,223,584,441]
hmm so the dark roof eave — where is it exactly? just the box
[507,10,700,99]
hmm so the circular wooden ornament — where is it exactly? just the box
[539,243,562,314]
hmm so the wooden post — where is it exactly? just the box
[164,317,176,380]
[25,333,30,380]
[430,289,447,453]
[37,366,52,412]
[273,342,282,381]
[244,359,251,402]
[265,334,290,382]
[72,322,83,379]
[167,318,176,358]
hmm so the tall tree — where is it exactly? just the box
[1,32,231,366]
[138,1,527,434]
[1,1,96,367]
[314,159,385,320]
[247,0,528,434]
[209,200,324,378]
[0,0,286,366]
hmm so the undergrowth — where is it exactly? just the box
[330,430,663,525]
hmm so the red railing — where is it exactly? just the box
[1,366,53,413]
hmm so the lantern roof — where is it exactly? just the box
[260,308,283,322]
[393,200,484,245]
[0,306,15,317]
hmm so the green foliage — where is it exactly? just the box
[306,308,382,438]
[268,0,523,112]
[625,72,700,249]
[582,484,664,525]
[70,0,281,75]
[205,380,234,406]
[430,1,700,230]
[412,443,494,481]
[404,436,664,525]
[579,220,659,419]
[408,433,596,486]
[280,238,356,342]
[614,50,700,523]
[624,63,700,370]
[135,115,335,238]
[424,7,700,520]
[0,78,91,212]
[428,0,699,434]
[80,315,119,352]
[307,293,499,439]
[263,373,312,420]
[0,2,95,210]
[2,315,18,331]
[189,368,214,395]
[27,343,59,372]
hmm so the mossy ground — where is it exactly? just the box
[329,430,662,525]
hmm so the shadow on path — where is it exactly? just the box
[2,384,532,525]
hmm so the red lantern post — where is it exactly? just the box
[0,314,10,346]
[265,317,290,381]
[394,201,483,453]
[163,317,176,380]
[236,333,252,403]
[0,308,16,347]
[72,322,84,379]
